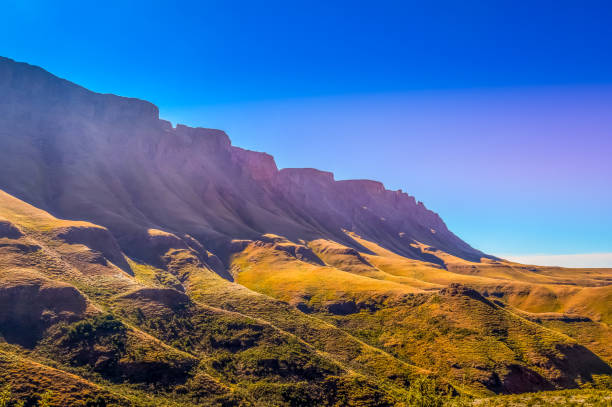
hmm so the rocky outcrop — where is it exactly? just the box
[272,167,481,262]
[231,147,278,181]
[174,124,231,152]
[325,299,380,315]
[336,179,385,195]
[278,168,335,186]
[0,56,158,125]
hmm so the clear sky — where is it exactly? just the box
[1,1,611,265]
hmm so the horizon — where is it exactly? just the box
[2,1,611,267]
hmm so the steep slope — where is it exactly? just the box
[0,56,611,405]
[227,235,612,394]
[1,187,609,405]
[0,188,411,406]
[0,56,485,268]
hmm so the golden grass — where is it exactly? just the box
[472,388,612,406]
[0,347,133,406]
[343,232,612,324]
[128,258,183,291]
[232,241,422,308]
[1,188,611,404]
[308,238,442,290]
[224,232,612,395]
[0,190,101,232]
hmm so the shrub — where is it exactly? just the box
[37,391,53,407]
[84,396,108,407]
[67,314,125,342]
[0,386,11,407]
[405,376,450,407]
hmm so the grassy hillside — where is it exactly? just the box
[229,236,612,395]
[0,190,409,406]
[1,189,611,406]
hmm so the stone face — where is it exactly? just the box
[231,147,278,181]
[0,56,159,125]
[278,168,335,185]
[0,56,487,267]
[174,124,231,151]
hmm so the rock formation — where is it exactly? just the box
[0,56,486,273]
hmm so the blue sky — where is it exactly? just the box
[1,1,611,265]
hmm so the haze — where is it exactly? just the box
[2,0,611,265]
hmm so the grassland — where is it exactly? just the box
[1,189,611,406]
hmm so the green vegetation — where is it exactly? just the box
[66,314,125,343]
[405,376,452,407]
[0,190,611,405]
[473,388,612,406]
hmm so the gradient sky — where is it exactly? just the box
[1,1,611,265]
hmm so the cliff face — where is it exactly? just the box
[0,56,486,270]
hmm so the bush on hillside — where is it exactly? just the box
[405,376,451,407]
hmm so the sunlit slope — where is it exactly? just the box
[0,194,234,405]
[0,189,419,406]
[1,57,611,404]
[346,231,612,324]
[0,348,135,406]
[307,238,441,290]
[231,236,423,311]
[0,56,494,276]
[1,185,611,403]
[228,232,612,394]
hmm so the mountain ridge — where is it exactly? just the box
[1,55,611,406]
[0,55,486,270]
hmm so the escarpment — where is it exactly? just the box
[0,56,611,405]
[0,56,487,270]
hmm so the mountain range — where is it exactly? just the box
[0,56,611,406]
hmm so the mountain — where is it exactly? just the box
[0,56,484,269]
[0,56,611,406]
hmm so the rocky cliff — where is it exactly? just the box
[0,56,486,274]
[1,57,611,405]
